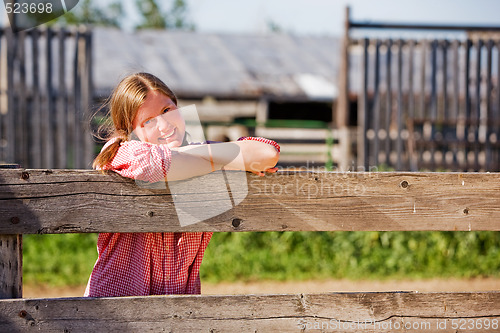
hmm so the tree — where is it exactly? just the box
[135,0,166,30]
[49,0,124,28]
[46,0,194,31]
[135,0,195,31]
[169,0,195,30]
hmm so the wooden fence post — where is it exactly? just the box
[336,6,351,171]
[0,164,22,299]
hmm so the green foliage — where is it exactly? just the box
[200,231,500,282]
[135,0,195,31]
[47,0,194,31]
[135,0,166,30]
[23,234,98,286]
[23,231,500,286]
[48,0,123,28]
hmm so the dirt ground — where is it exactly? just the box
[23,277,500,298]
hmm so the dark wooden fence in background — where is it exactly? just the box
[357,37,500,172]
[0,27,94,169]
[338,8,500,172]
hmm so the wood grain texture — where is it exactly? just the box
[0,235,22,299]
[0,292,498,332]
[1,169,499,233]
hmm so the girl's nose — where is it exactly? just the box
[156,114,173,131]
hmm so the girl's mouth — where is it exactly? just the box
[158,128,176,142]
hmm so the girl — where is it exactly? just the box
[85,72,280,297]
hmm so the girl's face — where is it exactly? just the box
[132,90,185,148]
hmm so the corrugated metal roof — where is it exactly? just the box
[93,27,340,101]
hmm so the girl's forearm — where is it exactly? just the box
[223,140,279,172]
[167,151,224,181]
[173,141,279,172]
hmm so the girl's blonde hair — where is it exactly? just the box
[93,72,177,170]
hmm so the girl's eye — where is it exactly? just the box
[162,108,170,114]
[143,118,155,127]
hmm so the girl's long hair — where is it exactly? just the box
[93,73,177,170]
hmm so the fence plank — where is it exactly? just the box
[0,30,4,163]
[16,31,28,168]
[0,235,22,299]
[44,28,54,169]
[30,29,42,169]
[485,40,493,172]
[396,40,403,170]
[384,39,392,167]
[82,29,94,169]
[0,292,498,332]
[5,29,15,165]
[418,40,427,120]
[0,165,22,299]
[1,169,499,233]
[464,39,472,171]
[474,40,482,171]
[56,28,67,169]
[441,40,449,168]
[359,38,369,170]
[372,40,381,167]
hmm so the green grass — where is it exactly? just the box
[23,231,500,287]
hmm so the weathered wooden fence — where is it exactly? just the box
[0,27,94,170]
[1,167,499,331]
[337,8,500,172]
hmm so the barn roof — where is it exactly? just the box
[93,27,340,101]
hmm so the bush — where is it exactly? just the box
[200,231,500,282]
[23,233,98,286]
[23,231,500,286]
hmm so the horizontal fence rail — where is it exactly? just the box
[1,169,499,331]
[1,169,500,233]
[0,292,499,332]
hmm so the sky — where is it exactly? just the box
[1,0,500,36]
[185,0,500,36]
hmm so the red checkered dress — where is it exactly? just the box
[85,137,279,297]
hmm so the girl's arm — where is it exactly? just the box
[107,138,279,182]
[167,139,279,181]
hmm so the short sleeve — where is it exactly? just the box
[102,140,172,182]
[237,136,280,153]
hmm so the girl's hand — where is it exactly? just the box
[251,167,279,177]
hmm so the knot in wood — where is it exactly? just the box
[463,208,469,215]
[20,171,30,180]
[10,217,20,224]
[400,180,409,188]
[232,218,242,228]
[19,310,27,318]
[146,211,154,217]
